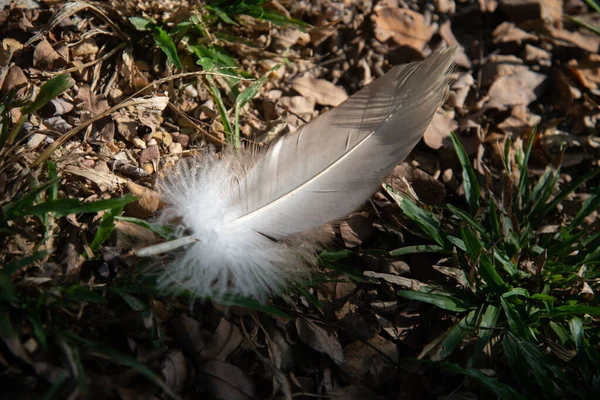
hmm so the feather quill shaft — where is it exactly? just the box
[140,47,458,300]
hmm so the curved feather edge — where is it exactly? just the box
[232,46,459,238]
[152,47,458,300]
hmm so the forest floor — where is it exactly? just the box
[1,0,600,399]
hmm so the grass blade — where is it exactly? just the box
[450,132,480,213]
[21,74,75,115]
[440,362,526,400]
[397,289,472,312]
[115,216,174,239]
[153,26,182,70]
[385,186,445,247]
[390,244,446,256]
[89,203,126,251]
[440,310,477,358]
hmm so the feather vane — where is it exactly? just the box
[145,47,459,300]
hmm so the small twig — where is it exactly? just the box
[52,42,127,76]
[124,70,252,103]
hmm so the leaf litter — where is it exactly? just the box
[1,0,600,399]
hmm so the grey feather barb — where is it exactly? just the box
[136,46,459,300]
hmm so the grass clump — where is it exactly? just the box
[386,132,600,399]
[129,2,299,147]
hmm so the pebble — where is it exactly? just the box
[132,137,146,149]
[169,142,183,155]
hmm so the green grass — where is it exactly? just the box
[0,74,74,149]
[129,2,303,146]
[567,0,600,36]
[0,165,179,398]
[384,132,600,399]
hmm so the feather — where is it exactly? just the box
[139,47,459,300]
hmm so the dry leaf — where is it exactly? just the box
[363,271,424,290]
[1,65,27,95]
[161,350,187,394]
[124,181,161,218]
[499,0,563,23]
[200,318,243,361]
[486,66,547,109]
[423,110,458,150]
[545,26,600,53]
[492,22,538,44]
[33,39,63,69]
[497,106,542,136]
[387,163,446,205]
[340,212,375,248]
[139,145,160,164]
[340,335,398,387]
[273,28,310,51]
[447,72,474,110]
[554,68,581,107]
[198,360,257,400]
[439,21,471,69]
[567,54,600,90]
[0,43,12,92]
[295,317,344,366]
[71,37,99,60]
[329,385,383,400]
[292,76,348,107]
[524,44,552,63]
[64,164,127,191]
[372,6,436,53]
[173,314,205,359]
[278,95,315,114]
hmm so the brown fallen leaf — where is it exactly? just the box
[278,95,315,115]
[292,76,348,107]
[497,106,542,136]
[173,314,205,359]
[567,54,600,91]
[200,318,243,361]
[371,6,436,53]
[545,25,600,53]
[139,145,160,165]
[492,22,538,45]
[1,65,28,96]
[447,72,474,110]
[387,163,446,205]
[40,98,74,117]
[295,317,344,366]
[33,39,64,70]
[363,271,424,291]
[273,28,310,51]
[64,164,127,191]
[439,21,472,69]
[114,220,158,249]
[524,44,552,63]
[485,66,547,110]
[0,43,12,92]
[340,211,375,248]
[499,0,563,23]
[329,385,383,400]
[124,181,161,218]
[71,37,99,60]
[553,68,581,108]
[197,360,258,400]
[161,350,187,394]
[340,334,398,387]
[423,110,458,151]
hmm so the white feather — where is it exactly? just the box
[146,47,458,300]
